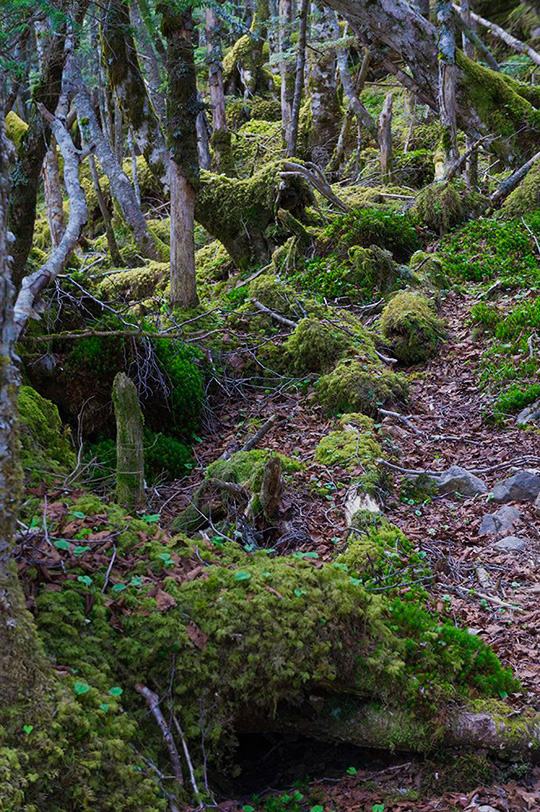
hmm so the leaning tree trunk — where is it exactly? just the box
[102,0,169,188]
[159,3,200,308]
[287,0,309,157]
[43,140,66,247]
[320,0,540,163]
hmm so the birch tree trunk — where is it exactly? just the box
[159,3,200,309]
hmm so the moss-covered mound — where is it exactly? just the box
[18,386,76,482]
[314,416,382,471]
[500,159,540,218]
[411,182,487,235]
[380,291,444,365]
[316,359,408,416]
[283,318,353,374]
[319,208,421,264]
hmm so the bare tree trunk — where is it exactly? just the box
[437,0,459,166]
[113,373,145,510]
[130,0,167,124]
[159,3,200,308]
[88,152,123,265]
[196,108,212,171]
[308,3,341,166]
[169,160,198,307]
[43,139,65,247]
[206,5,235,175]
[279,0,294,149]
[72,61,163,261]
[460,0,478,187]
[287,0,309,156]
[378,92,394,184]
[327,12,377,140]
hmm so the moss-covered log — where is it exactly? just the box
[195,161,314,267]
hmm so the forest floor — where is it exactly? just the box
[160,286,540,811]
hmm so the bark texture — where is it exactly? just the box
[308,4,341,166]
[287,0,309,156]
[378,93,394,183]
[43,140,66,246]
[206,6,235,176]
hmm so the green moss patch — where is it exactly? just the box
[381,291,444,365]
[18,386,76,483]
[316,359,408,416]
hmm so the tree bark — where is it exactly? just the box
[287,0,310,156]
[308,3,341,166]
[159,3,200,308]
[43,139,66,247]
[460,0,478,187]
[279,0,294,149]
[102,0,169,187]
[112,372,145,510]
[206,5,235,176]
[378,93,394,184]
[437,0,459,166]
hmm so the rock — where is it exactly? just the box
[493,535,527,552]
[491,470,540,503]
[344,485,380,526]
[432,465,487,497]
[516,399,540,426]
[478,505,521,536]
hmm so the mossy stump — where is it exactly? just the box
[112,373,145,510]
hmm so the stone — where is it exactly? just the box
[344,485,380,526]
[492,535,527,552]
[516,399,540,426]
[491,470,540,503]
[432,465,488,497]
[478,505,521,536]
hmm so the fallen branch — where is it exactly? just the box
[378,409,423,436]
[135,684,184,792]
[453,11,500,71]
[454,3,540,66]
[281,161,349,212]
[242,413,280,452]
[251,299,298,328]
[490,150,540,209]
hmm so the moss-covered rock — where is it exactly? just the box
[316,359,408,416]
[319,207,421,264]
[18,386,76,482]
[97,261,169,301]
[395,149,435,189]
[411,181,488,235]
[380,291,445,365]
[500,158,540,218]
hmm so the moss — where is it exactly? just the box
[411,183,463,235]
[329,185,415,212]
[380,291,445,365]
[5,110,28,150]
[97,261,169,301]
[18,386,76,483]
[501,158,540,218]
[232,119,282,177]
[250,97,281,121]
[249,273,323,321]
[314,426,382,471]
[283,318,353,374]
[457,51,540,159]
[319,207,421,264]
[409,250,446,286]
[316,358,408,416]
[395,149,435,189]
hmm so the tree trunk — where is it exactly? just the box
[378,92,394,184]
[159,3,200,308]
[287,0,310,157]
[71,60,163,261]
[320,0,540,163]
[170,160,198,307]
[43,139,66,247]
[102,0,169,188]
[327,11,377,141]
[0,71,53,729]
[279,0,294,149]
[8,22,67,286]
[112,372,145,510]
[460,0,478,187]
[308,3,341,166]
[437,0,459,166]
[206,5,235,176]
